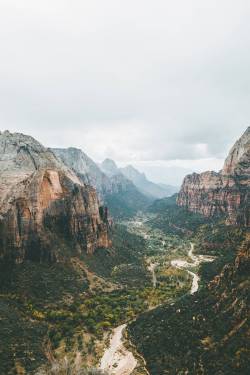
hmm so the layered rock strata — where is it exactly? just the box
[177,128,250,226]
[0,131,110,263]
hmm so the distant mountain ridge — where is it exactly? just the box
[101,158,178,199]
[53,150,151,218]
[53,147,113,196]
[120,164,178,198]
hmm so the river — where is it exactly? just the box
[171,242,214,294]
[99,236,214,374]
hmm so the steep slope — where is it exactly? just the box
[177,127,250,226]
[129,234,250,374]
[128,129,250,374]
[100,159,152,217]
[100,158,119,178]
[53,147,113,197]
[52,151,150,218]
[0,131,110,263]
[120,164,178,198]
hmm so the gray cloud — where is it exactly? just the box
[0,0,249,184]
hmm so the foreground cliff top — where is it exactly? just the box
[0,130,81,206]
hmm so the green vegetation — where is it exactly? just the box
[104,188,151,219]
[2,195,244,375]
[0,261,88,375]
[0,221,192,374]
[128,235,250,375]
[127,202,249,375]
[81,224,149,286]
[149,194,212,235]
[194,222,246,284]
[37,361,109,375]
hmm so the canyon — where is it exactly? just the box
[0,128,249,375]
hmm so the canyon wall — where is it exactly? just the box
[0,131,110,263]
[177,128,250,226]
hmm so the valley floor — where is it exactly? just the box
[98,214,215,375]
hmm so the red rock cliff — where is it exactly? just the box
[0,131,110,263]
[177,128,250,226]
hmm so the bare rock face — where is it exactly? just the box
[53,149,139,198]
[0,131,110,263]
[177,128,250,226]
[53,147,113,198]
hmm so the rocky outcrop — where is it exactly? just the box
[53,148,113,197]
[100,158,138,193]
[0,131,110,263]
[177,128,250,226]
[53,150,143,197]
[53,151,151,218]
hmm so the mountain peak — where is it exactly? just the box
[101,158,119,177]
[120,164,178,199]
[222,126,250,176]
[102,158,118,168]
[177,128,250,225]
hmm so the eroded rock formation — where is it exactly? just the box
[0,131,110,263]
[177,128,250,225]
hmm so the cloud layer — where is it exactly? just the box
[0,1,249,184]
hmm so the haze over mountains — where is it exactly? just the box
[53,148,150,218]
[100,158,178,198]
[52,148,177,219]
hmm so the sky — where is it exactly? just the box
[0,0,249,185]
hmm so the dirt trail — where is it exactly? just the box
[99,324,137,375]
[147,262,157,288]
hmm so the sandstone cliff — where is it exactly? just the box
[177,128,250,226]
[53,150,151,218]
[0,131,110,263]
[53,147,113,197]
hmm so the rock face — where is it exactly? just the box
[100,158,137,192]
[177,128,250,226]
[100,158,120,178]
[53,150,142,198]
[53,148,113,197]
[0,131,110,263]
[53,151,151,218]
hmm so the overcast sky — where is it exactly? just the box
[0,1,249,185]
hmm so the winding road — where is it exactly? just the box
[99,241,214,374]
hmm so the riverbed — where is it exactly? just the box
[99,221,214,375]
[171,242,214,294]
[99,324,137,375]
